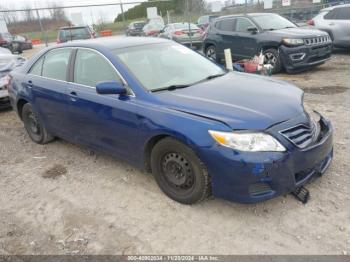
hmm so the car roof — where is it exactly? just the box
[321,3,350,12]
[217,13,276,19]
[57,36,171,50]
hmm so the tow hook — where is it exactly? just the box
[291,186,310,204]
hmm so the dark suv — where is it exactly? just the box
[203,13,333,73]
[57,26,95,43]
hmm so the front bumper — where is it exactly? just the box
[199,114,333,203]
[280,43,332,73]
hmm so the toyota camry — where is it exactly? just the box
[8,37,333,204]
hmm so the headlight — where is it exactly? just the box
[282,38,305,46]
[208,130,286,152]
[304,104,321,124]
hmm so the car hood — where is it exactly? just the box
[153,72,304,130]
[268,27,329,38]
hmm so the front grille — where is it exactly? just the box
[304,35,331,46]
[280,124,317,149]
[249,183,272,196]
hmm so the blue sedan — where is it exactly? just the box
[8,37,333,204]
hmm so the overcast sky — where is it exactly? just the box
[0,0,230,24]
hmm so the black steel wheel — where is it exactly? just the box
[22,103,54,144]
[263,48,282,74]
[151,137,211,204]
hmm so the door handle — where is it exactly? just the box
[27,80,33,88]
[69,91,78,102]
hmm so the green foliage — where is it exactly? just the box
[114,0,185,22]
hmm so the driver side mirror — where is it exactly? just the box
[96,81,127,95]
[247,27,258,34]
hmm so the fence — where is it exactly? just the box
[0,0,349,45]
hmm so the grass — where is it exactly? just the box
[24,14,202,43]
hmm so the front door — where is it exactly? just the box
[66,48,140,161]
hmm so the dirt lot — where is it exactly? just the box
[0,46,349,255]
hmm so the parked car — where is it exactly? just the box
[203,13,333,73]
[197,15,219,30]
[57,26,95,43]
[143,22,164,37]
[307,4,350,48]
[159,23,203,49]
[8,37,333,204]
[0,50,26,109]
[126,21,146,36]
[12,35,33,51]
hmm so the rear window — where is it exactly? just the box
[59,27,91,41]
[134,23,145,29]
[216,19,235,31]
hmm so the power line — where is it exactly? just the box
[0,0,171,13]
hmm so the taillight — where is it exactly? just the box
[56,39,61,44]
[173,30,185,36]
[197,29,203,35]
[307,20,315,26]
[0,38,7,44]
[1,75,12,90]
[148,30,158,36]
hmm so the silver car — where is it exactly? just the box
[159,23,203,49]
[309,4,350,48]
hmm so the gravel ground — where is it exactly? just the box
[0,46,349,255]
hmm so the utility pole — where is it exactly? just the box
[35,9,47,47]
[120,0,126,29]
[245,0,248,14]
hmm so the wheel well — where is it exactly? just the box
[204,43,214,53]
[17,99,28,120]
[144,134,170,172]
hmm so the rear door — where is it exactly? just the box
[323,7,350,46]
[216,18,236,57]
[26,48,72,138]
[66,48,140,160]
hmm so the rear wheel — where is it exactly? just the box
[151,138,211,204]
[205,45,218,62]
[22,103,54,144]
[263,48,282,74]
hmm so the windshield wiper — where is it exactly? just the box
[205,73,226,80]
[151,84,190,92]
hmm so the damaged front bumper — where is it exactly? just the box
[198,113,333,203]
[280,43,332,73]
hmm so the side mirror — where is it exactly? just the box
[247,27,258,34]
[96,81,127,95]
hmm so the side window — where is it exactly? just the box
[42,48,71,81]
[29,56,44,76]
[218,19,235,32]
[74,49,121,87]
[334,7,350,19]
[235,18,255,32]
[324,9,337,20]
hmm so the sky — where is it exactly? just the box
[0,0,233,24]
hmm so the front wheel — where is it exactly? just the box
[263,48,282,74]
[22,103,54,144]
[151,138,211,204]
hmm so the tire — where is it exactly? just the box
[151,137,211,204]
[22,103,54,144]
[263,48,282,74]
[205,45,218,62]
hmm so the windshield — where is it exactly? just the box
[174,23,199,30]
[252,14,297,30]
[113,43,225,91]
